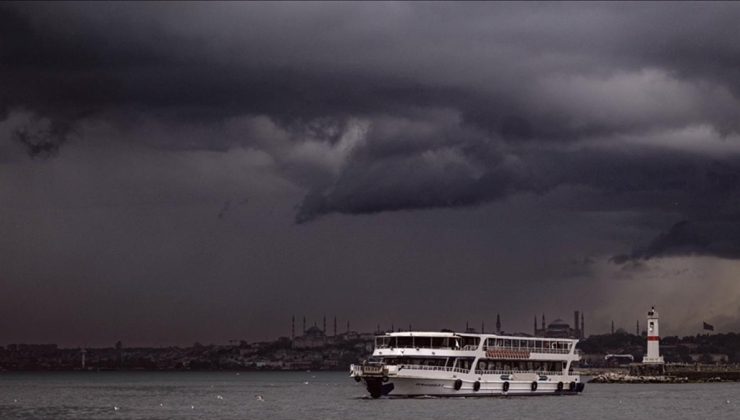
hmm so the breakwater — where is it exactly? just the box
[590,370,740,383]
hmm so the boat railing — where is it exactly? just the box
[483,345,571,354]
[474,369,564,376]
[397,364,470,374]
[350,364,362,375]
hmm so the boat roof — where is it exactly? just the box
[380,331,578,342]
[385,331,457,338]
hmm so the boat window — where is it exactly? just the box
[487,338,502,348]
[455,358,475,370]
[394,337,410,348]
[461,336,480,349]
[375,337,391,348]
[431,337,448,348]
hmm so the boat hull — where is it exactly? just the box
[360,374,584,398]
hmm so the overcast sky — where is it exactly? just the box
[2,2,740,347]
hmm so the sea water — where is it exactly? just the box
[1,371,739,419]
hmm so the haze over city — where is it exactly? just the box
[2,2,740,347]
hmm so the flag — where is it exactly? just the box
[703,322,714,331]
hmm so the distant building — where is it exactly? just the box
[689,353,729,364]
[292,326,327,349]
[534,311,584,338]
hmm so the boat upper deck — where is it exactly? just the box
[374,332,578,355]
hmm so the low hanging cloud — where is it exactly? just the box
[13,120,76,158]
[613,218,740,263]
[295,146,528,223]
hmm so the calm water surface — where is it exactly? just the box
[1,371,739,419]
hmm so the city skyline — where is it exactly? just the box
[3,2,740,347]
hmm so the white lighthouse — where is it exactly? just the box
[642,306,664,364]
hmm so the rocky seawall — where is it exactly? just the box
[590,371,737,383]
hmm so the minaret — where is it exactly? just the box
[611,320,615,334]
[636,320,640,336]
[542,314,546,331]
[496,314,501,334]
[81,347,86,370]
[333,316,337,336]
[481,321,485,334]
[303,316,306,334]
[642,306,665,364]
[534,315,538,335]
[581,313,585,338]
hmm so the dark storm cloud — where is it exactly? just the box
[0,2,470,129]
[3,2,740,260]
[3,2,739,136]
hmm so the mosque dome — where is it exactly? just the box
[548,319,570,328]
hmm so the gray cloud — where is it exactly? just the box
[4,2,740,344]
[3,2,740,255]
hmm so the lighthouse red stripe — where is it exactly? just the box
[647,336,660,341]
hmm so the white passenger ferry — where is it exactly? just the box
[350,331,584,398]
